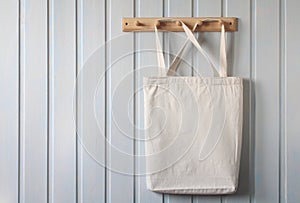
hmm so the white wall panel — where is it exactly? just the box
[19,0,48,202]
[135,0,163,202]
[285,1,300,202]
[106,0,134,202]
[0,0,19,202]
[48,0,76,202]
[77,0,106,202]
[254,0,280,202]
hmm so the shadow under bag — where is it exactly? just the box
[143,20,243,194]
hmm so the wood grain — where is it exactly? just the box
[122,17,237,32]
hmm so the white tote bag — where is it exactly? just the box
[143,20,243,194]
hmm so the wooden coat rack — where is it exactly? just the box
[122,17,238,32]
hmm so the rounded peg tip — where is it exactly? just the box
[155,20,160,27]
[176,21,182,26]
[135,21,141,26]
[197,20,203,26]
[218,19,224,25]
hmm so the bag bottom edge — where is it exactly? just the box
[148,187,237,195]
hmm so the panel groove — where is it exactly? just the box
[285,0,300,202]
[220,1,224,202]
[279,0,283,202]
[76,0,83,201]
[279,0,286,202]
[163,0,166,200]
[133,3,137,203]
[249,0,256,202]
[47,0,50,202]
[75,0,78,202]
[221,0,224,17]
[133,1,137,202]
[105,0,110,200]
[20,0,25,200]
[18,0,21,202]
[104,0,107,202]
[133,32,136,203]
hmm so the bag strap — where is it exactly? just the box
[155,19,227,77]
[154,25,167,76]
[155,20,201,76]
[219,22,227,77]
[166,23,198,76]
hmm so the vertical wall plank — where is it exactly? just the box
[48,0,76,202]
[280,1,286,202]
[135,0,163,202]
[164,0,192,203]
[19,0,48,202]
[280,1,286,203]
[77,0,106,202]
[224,0,251,202]
[106,0,134,202]
[0,0,19,202]
[193,2,222,203]
[285,1,300,202]
[254,0,280,202]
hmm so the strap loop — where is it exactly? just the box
[155,19,227,77]
[154,26,166,76]
[219,23,227,77]
[166,23,198,76]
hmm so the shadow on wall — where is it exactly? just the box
[227,32,253,198]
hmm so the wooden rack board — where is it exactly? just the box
[122,17,238,32]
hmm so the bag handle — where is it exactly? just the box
[155,19,201,76]
[155,19,227,77]
[165,23,199,76]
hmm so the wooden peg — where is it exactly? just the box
[176,21,181,26]
[155,20,160,27]
[135,20,142,26]
[218,19,224,25]
[197,20,203,26]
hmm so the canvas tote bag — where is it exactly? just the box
[143,19,243,194]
